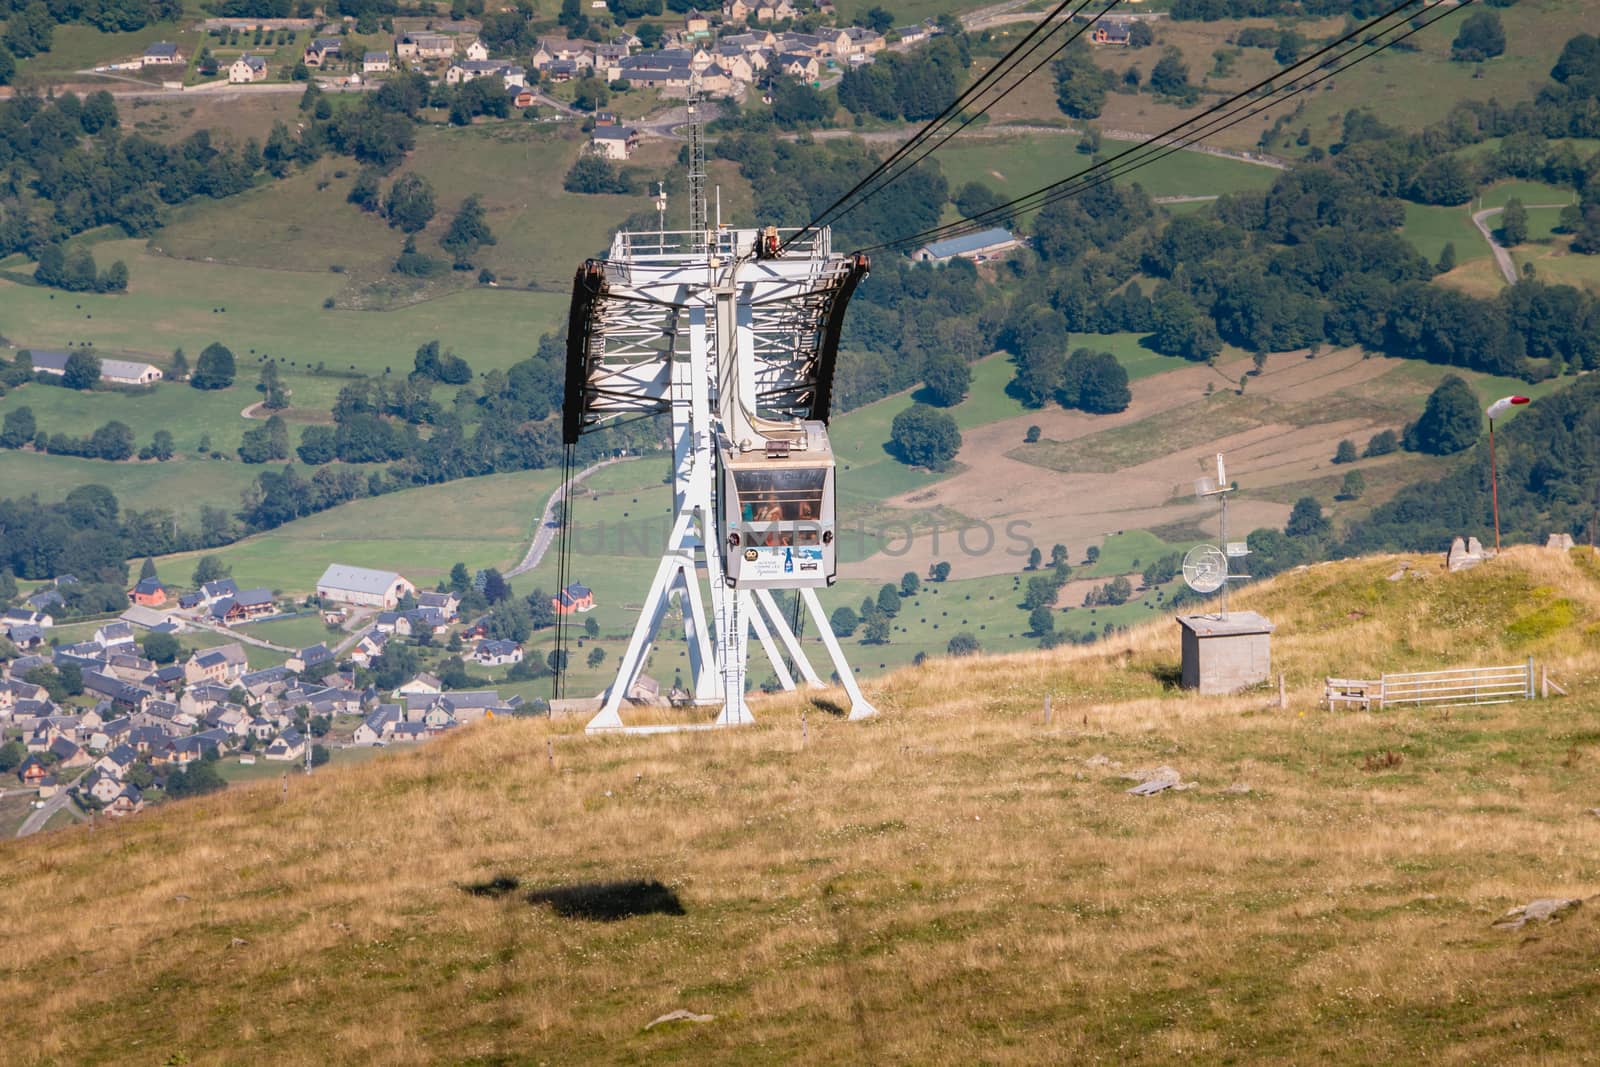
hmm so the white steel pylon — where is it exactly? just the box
[563,225,875,733]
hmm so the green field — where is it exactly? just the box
[935,132,1278,224]
[155,468,562,593]
[9,21,200,79]
[237,612,343,650]
[0,237,569,380]
[1270,0,1585,148]
[154,122,669,295]
[1476,179,1577,211]
[0,376,266,456]
[0,448,262,521]
[1401,203,1488,266]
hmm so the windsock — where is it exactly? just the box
[1486,395,1530,420]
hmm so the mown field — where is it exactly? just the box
[154,468,562,593]
[5,547,1599,1063]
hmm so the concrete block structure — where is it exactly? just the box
[1176,611,1275,695]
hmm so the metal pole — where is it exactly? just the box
[1490,419,1501,554]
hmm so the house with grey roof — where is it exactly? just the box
[142,41,184,65]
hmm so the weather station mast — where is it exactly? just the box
[558,99,875,734]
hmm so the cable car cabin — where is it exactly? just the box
[720,423,837,589]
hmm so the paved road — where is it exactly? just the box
[507,457,629,577]
[17,790,71,837]
[1471,203,1569,285]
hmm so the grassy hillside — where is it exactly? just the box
[6,546,1600,1064]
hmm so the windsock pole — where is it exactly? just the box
[1486,396,1530,553]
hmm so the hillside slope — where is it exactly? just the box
[5,548,1600,1064]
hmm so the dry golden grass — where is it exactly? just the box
[5,548,1600,1064]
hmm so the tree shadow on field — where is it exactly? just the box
[461,876,686,921]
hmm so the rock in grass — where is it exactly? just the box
[645,1009,714,1030]
[1127,766,1186,795]
[1492,898,1582,930]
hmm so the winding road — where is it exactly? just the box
[507,457,628,577]
[17,790,73,837]
[1471,203,1571,285]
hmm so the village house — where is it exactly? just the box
[94,622,136,650]
[108,784,144,816]
[394,672,443,700]
[317,564,416,610]
[81,769,125,806]
[228,54,269,83]
[200,578,240,605]
[464,38,489,61]
[240,665,291,700]
[590,125,639,161]
[184,645,248,687]
[209,588,276,625]
[363,51,391,73]
[25,588,63,613]
[287,644,334,675]
[683,8,712,39]
[353,704,403,745]
[470,639,524,667]
[304,36,342,66]
[397,32,456,61]
[843,26,886,55]
[774,52,820,81]
[142,41,185,66]
[618,54,693,93]
[352,630,391,668]
[435,690,520,723]
[263,729,307,762]
[722,0,751,23]
[1092,19,1133,45]
[532,38,595,71]
[127,576,168,607]
[4,607,53,630]
[552,582,596,614]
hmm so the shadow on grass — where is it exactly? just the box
[461,875,685,921]
[810,697,849,718]
[1149,662,1183,689]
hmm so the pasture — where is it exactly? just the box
[933,129,1278,216]
[154,468,561,593]
[0,448,261,521]
[0,238,570,379]
[9,548,1600,1064]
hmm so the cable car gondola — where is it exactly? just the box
[720,421,836,589]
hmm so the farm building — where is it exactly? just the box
[27,351,163,386]
[317,565,417,609]
[101,359,163,386]
[913,228,1020,263]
